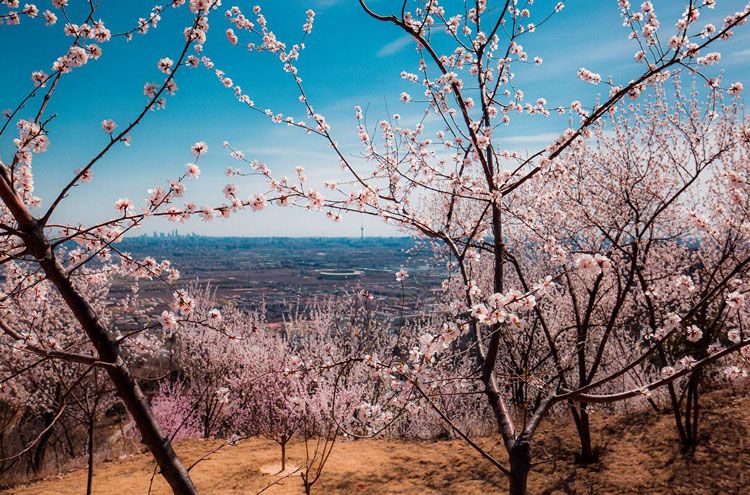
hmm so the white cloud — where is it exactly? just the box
[376,35,413,58]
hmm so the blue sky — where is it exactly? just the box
[1,0,749,237]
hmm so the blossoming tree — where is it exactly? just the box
[212,1,750,494]
[503,82,750,459]
[0,1,255,493]
[3,2,750,495]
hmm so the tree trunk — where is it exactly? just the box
[508,438,531,495]
[87,418,94,495]
[31,411,55,474]
[203,406,211,440]
[658,346,688,446]
[0,178,199,495]
[690,376,700,448]
[36,234,198,494]
[576,406,596,463]
[682,371,701,454]
[280,441,286,472]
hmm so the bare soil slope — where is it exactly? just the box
[6,389,749,495]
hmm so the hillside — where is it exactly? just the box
[7,389,749,495]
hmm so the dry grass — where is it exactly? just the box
[6,389,749,495]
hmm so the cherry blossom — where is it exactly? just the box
[686,325,703,343]
[114,197,134,214]
[157,57,174,73]
[101,119,117,134]
[186,162,201,178]
[190,140,208,157]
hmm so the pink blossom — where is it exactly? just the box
[186,162,201,178]
[471,303,489,322]
[696,52,721,66]
[114,197,134,214]
[576,67,601,84]
[31,70,47,87]
[189,0,211,14]
[22,3,38,17]
[191,141,208,157]
[685,325,703,343]
[594,253,611,272]
[101,119,117,134]
[661,366,676,377]
[728,82,744,95]
[66,46,88,67]
[223,183,238,199]
[302,9,315,33]
[678,356,697,369]
[157,57,174,74]
[226,28,238,45]
[42,10,56,25]
[158,310,178,330]
[724,366,744,381]
[199,207,214,222]
[250,193,267,211]
[575,254,600,277]
[208,308,222,322]
[173,290,196,314]
[726,291,745,308]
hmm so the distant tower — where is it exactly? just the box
[360,220,364,240]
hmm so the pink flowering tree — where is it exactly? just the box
[611,93,750,452]
[501,82,750,459]
[228,333,305,473]
[65,367,119,495]
[0,1,295,493]
[296,363,363,495]
[0,261,115,478]
[210,2,750,494]
[280,297,391,494]
[171,286,259,439]
[144,380,202,444]
[3,2,750,495]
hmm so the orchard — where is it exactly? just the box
[1,1,750,495]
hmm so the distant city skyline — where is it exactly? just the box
[134,229,406,238]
